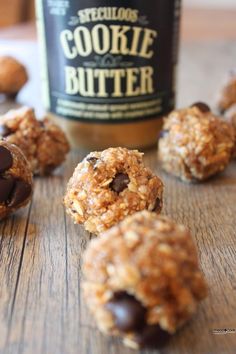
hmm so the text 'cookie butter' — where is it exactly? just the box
[36,0,181,149]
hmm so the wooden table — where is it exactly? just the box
[0,9,236,354]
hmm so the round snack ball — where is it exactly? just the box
[0,106,70,175]
[64,147,163,234]
[158,103,234,182]
[0,140,33,220]
[82,211,208,349]
[0,56,28,96]
[224,104,236,158]
[217,69,236,113]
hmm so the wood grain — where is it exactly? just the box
[0,39,236,354]
[0,151,235,354]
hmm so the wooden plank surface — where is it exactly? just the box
[0,38,236,354]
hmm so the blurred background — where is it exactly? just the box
[0,0,236,28]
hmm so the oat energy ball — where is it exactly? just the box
[0,106,70,175]
[82,211,207,349]
[64,148,163,234]
[158,102,234,182]
[0,56,28,96]
[224,104,236,158]
[217,70,236,113]
[0,140,33,220]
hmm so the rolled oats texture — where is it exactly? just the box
[82,211,207,349]
[64,147,164,235]
[158,105,234,182]
[0,106,70,175]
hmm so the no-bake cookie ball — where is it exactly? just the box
[217,70,236,113]
[64,147,163,234]
[82,211,207,349]
[0,140,33,220]
[0,106,70,175]
[224,104,236,158]
[0,56,28,96]
[158,103,234,182]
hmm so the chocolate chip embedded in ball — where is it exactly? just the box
[110,173,130,193]
[0,146,13,173]
[8,180,32,207]
[191,102,211,113]
[64,147,163,234]
[86,156,98,166]
[135,324,171,349]
[0,177,15,203]
[0,140,33,220]
[152,197,162,212]
[106,292,146,332]
[82,211,208,349]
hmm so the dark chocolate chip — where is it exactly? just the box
[0,177,15,203]
[159,130,169,139]
[0,124,11,137]
[8,180,32,207]
[39,120,45,128]
[106,292,146,332]
[87,156,98,165]
[135,324,171,349]
[152,197,162,212]
[191,102,211,113]
[110,173,130,193]
[0,146,13,173]
[43,164,55,175]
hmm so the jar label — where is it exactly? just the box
[36,0,181,123]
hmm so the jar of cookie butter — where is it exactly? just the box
[36,0,181,149]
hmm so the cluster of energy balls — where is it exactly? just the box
[64,75,236,347]
[0,105,70,220]
[2,55,236,350]
[0,55,70,220]
[64,147,208,349]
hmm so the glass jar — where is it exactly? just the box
[36,0,181,149]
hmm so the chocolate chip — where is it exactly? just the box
[39,121,45,128]
[0,177,15,203]
[110,173,130,193]
[135,324,171,348]
[0,124,11,137]
[0,146,13,173]
[106,292,146,332]
[152,197,162,212]
[8,180,32,207]
[191,102,211,113]
[87,156,98,165]
[43,164,55,175]
[159,130,169,139]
